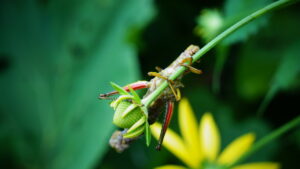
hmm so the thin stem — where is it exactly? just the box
[228,115,300,168]
[257,85,277,117]
[142,0,297,107]
[212,45,229,94]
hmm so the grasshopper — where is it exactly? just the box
[99,45,201,152]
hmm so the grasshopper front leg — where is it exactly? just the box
[180,57,203,74]
[148,72,181,101]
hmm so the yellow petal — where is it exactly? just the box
[199,112,220,161]
[151,123,198,168]
[179,98,202,164]
[232,162,280,169]
[218,133,255,165]
[154,165,188,169]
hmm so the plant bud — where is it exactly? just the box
[113,101,143,128]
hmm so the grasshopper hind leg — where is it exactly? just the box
[156,101,174,151]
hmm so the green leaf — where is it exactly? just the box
[126,116,146,134]
[123,126,145,139]
[223,0,272,45]
[271,43,300,90]
[258,41,300,115]
[0,0,154,169]
[110,95,134,109]
[110,82,130,96]
[235,9,300,101]
[207,0,272,93]
[145,122,151,147]
[122,104,139,118]
[128,86,141,104]
[212,44,229,93]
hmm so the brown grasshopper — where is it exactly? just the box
[100,45,201,152]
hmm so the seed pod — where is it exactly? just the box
[113,101,143,128]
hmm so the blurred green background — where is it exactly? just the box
[0,0,299,169]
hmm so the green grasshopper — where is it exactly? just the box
[100,45,201,152]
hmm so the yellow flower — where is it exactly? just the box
[151,98,280,169]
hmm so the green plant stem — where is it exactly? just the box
[228,115,300,168]
[141,0,297,108]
